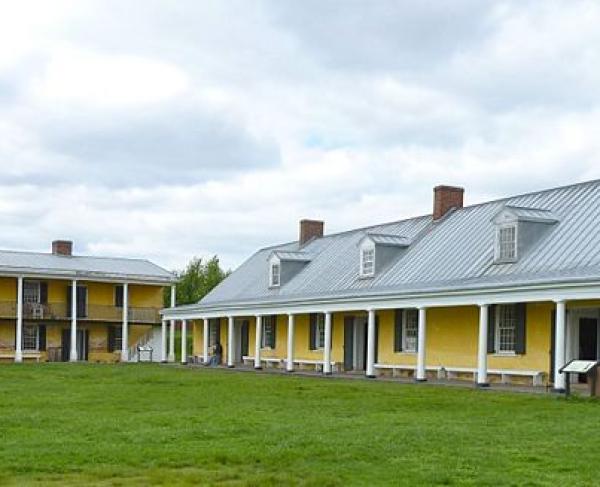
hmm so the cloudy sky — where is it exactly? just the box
[1,0,599,272]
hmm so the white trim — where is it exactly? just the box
[359,243,375,278]
[163,281,600,320]
[494,223,518,263]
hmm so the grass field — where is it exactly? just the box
[1,365,599,486]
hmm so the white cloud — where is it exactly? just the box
[0,0,599,273]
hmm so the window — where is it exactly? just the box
[361,248,375,276]
[23,281,41,304]
[209,320,219,347]
[316,314,326,349]
[22,324,39,351]
[270,263,281,287]
[261,316,276,348]
[403,309,418,352]
[496,305,516,353]
[114,326,123,351]
[497,225,517,261]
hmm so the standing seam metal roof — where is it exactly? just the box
[199,179,600,307]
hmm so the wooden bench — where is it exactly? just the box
[374,364,544,386]
[242,356,284,368]
[294,358,339,373]
[0,352,42,362]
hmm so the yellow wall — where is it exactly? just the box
[192,303,555,377]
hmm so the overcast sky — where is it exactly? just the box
[1,0,599,272]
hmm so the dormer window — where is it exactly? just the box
[360,247,375,277]
[358,233,410,278]
[270,262,281,287]
[492,206,558,264]
[497,225,517,261]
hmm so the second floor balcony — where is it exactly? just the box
[0,301,160,324]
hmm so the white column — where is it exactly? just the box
[554,300,567,392]
[323,312,332,374]
[287,314,295,372]
[366,309,376,378]
[203,318,209,364]
[168,319,175,362]
[70,279,78,362]
[15,276,23,363]
[416,307,427,381]
[477,304,489,387]
[254,315,262,369]
[161,319,168,362]
[181,319,188,364]
[121,282,129,362]
[227,316,235,367]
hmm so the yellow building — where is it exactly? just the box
[0,240,176,363]
[164,180,600,392]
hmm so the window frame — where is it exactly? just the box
[23,281,41,305]
[495,304,517,354]
[114,285,124,308]
[270,262,281,287]
[113,325,123,352]
[360,246,375,277]
[315,314,326,349]
[22,324,39,351]
[208,320,219,348]
[402,309,419,353]
[261,316,276,349]
[495,223,518,263]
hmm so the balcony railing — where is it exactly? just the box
[0,302,160,324]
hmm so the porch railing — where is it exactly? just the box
[0,302,161,324]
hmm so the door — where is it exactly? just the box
[240,320,249,358]
[61,328,89,361]
[66,286,88,318]
[578,318,598,383]
[344,316,354,371]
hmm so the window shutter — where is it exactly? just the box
[38,325,46,351]
[394,309,403,352]
[309,314,317,350]
[108,326,115,352]
[374,315,380,364]
[66,286,72,318]
[215,320,221,344]
[487,305,496,353]
[40,282,48,305]
[115,285,124,307]
[270,316,277,348]
[514,303,527,354]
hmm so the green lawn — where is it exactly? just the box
[0,365,599,486]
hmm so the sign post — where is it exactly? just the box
[559,360,600,397]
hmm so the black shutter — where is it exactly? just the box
[374,315,380,364]
[66,286,72,318]
[550,310,556,381]
[38,325,46,351]
[270,316,277,348]
[309,314,317,350]
[108,326,115,352]
[115,285,124,307]
[215,319,221,345]
[514,303,527,354]
[394,309,403,352]
[40,282,48,305]
[487,305,496,353]
[77,287,86,318]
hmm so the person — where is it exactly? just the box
[210,341,223,367]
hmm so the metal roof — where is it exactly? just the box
[493,206,559,223]
[271,251,312,262]
[0,250,175,283]
[362,233,411,247]
[194,179,600,310]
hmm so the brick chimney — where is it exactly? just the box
[299,219,324,246]
[52,240,73,256]
[433,185,464,220]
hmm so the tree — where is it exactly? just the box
[165,256,230,307]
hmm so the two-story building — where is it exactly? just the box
[0,240,177,363]
[163,179,600,392]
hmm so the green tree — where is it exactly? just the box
[164,256,230,307]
